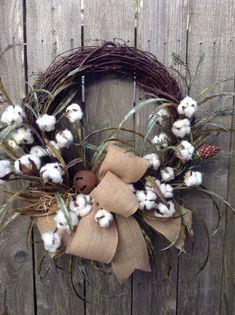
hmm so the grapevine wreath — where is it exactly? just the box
[0,42,234,284]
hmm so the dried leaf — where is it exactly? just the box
[55,193,73,232]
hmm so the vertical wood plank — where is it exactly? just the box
[27,0,82,79]
[219,1,235,313]
[177,1,235,314]
[221,92,235,314]
[26,1,83,314]
[83,1,135,314]
[133,1,189,314]
[0,1,35,314]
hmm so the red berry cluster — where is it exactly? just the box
[197,144,220,159]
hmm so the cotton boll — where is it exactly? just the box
[152,132,169,148]
[143,153,160,170]
[1,105,26,126]
[154,108,170,125]
[75,194,87,209]
[55,129,73,149]
[69,200,78,213]
[95,209,114,228]
[184,170,202,187]
[41,231,61,253]
[159,183,173,199]
[0,160,12,179]
[136,190,157,210]
[40,162,64,184]
[172,118,191,138]
[69,194,93,217]
[41,232,54,247]
[178,96,198,118]
[66,103,84,123]
[12,127,34,145]
[30,145,48,158]
[79,204,93,217]
[70,211,79,226]
[54,210,68,230]
[161,167,175,182]
[36,114,56,132]
[177,140,195,161]
[14,154,41,175]
[155,201,176,218]
[54,209,78,233]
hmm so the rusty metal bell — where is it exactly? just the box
[73,170,98,195]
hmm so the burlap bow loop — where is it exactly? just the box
[90,171,139,217]
[66,144,151,281]
[97,144,150,183]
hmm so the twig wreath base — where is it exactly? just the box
[0,42,234,286]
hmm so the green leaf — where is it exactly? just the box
[52,89,78,116]
[23,102,38,119]
[44,81,78,113]
[91,141,108,170]
[0,143,18,160]
[198,92,235,105]
[205,123,230,132]
[144,103,172,143]
[169,66,189,90]
[0,123,19,143]
[0,77,13,104]
[64,158,87,170]
[82,143,98,151]
[197,186,235,213]
[0,212,20,233]
[179,203,210,275]
[118,98,172,129]
[191,51,205,85]
[44,138,66,167]
[55,193,73,232]
[161,223,183,251]
[26,218,36,248]
[0,189,27,225]
[0,43,23,61]
[198,77,235,97]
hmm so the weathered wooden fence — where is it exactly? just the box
[0,1,235,314]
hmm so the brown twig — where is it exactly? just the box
[25,42,182,120]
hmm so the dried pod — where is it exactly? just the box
[197,144,220,159]
[14,155,41,175]
[19,159,38,175]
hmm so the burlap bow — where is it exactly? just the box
[37,144,191,282]
[66,144,151,282]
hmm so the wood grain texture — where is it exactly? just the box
[0,1,34,315]
[26,1,83,314]
[177,1,235,314]
[221,95,235,314]
[134,1,189,314]
[83,0,135,314]
[27,0,82,80]
[219,0,235,312]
